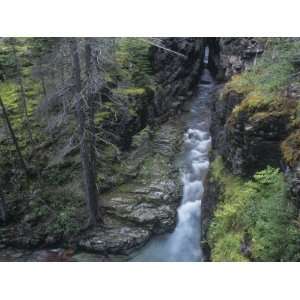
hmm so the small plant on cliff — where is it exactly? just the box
[225,38,300,114]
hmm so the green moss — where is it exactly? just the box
[293,101,300,126]
[0,81,19,111]
[211,156,244,204]
[95,111,111,123]
[210,155,224,181]
[140,153,169,179]
[232,90,276,115]
[281,130,300,167]
[131,126,152,149]
[224,74,254,95]
[114,87,146,96]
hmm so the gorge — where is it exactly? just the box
[131,67,214,261]
[0,37,299,261]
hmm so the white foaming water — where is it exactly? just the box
[204,46,209,65]
[131,69,214,261]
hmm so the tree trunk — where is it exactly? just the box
[70,38,100,227]
[0,189,7,224]
[85,38,102,222]
[60,61,65,85]
[12,43,34,147]
[0,95,28,175]
[38,57,47,97]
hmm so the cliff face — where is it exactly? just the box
[202,38,300,261]
[150,38,205,119]
[109,38,205,150]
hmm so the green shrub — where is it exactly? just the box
[211,233,249,262]
[208,157,300,261]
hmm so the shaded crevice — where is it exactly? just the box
[202,38,221,79]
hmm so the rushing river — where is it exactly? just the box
[131,68,214,262]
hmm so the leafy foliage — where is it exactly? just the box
[208,157,300,261]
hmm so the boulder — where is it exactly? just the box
[78,226,151,255]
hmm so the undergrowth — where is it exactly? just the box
[208,156,300,261]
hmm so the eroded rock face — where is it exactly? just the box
[216,38,264,81]
[207,38,290,177]
[201,38,267,260]
[208,87,291,177]
[287,163,300,209]
[224,110,290,176]
[77,120,183,255]
[210,90,244,159]
[201,168,221,261]
[150,38,205,118]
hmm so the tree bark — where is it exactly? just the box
[60,61,65,85]
[0,95,28,175]
[0,189,7,224]
[85,38,103,222]
[70,38,100,226]
[38,57,47,97]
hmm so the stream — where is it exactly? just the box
[130,68,214,261]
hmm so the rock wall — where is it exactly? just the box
[201,37,266,260]
[211,37,264,81]
[102,38,205,150]
[150,38,205,118]
[201,38,300,261]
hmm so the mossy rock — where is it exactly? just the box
[114,87,147,96]
[281,129,300,167]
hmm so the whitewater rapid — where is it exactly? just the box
[131,68,214,261]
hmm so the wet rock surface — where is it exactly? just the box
[201,168,221,260]
[78,226,151,255]
[78,121,183,255]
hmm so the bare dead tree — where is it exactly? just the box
[0,188,6,224]
[70,38,100,227]
[84,38,101,217]
[38,56,47,97]
[0,95,28,175]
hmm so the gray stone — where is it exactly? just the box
[78,226,151,254]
